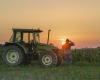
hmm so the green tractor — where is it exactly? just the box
[2,28,62,67]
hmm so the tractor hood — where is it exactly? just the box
[36,43,58,51]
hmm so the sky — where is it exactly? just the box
[0,0,100,48]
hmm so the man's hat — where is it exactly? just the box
[66,39,69,42]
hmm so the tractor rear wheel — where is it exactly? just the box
[39,51,57,67]
[2,46,24,66]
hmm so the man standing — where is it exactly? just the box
[62,39,75,64]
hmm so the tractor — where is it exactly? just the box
[2,28,63,67]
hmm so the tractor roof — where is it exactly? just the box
[13,28,43,33]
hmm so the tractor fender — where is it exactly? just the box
[37,49,58,57]
[3,43,27,54]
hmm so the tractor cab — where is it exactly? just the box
[9,29,43,52]
[10,29,42,43]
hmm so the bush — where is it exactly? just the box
[0,47,3,64]
[72,48,100,64]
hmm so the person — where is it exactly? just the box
[62,39,75,64]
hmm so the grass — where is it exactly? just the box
[0,48,100,80]
[0,61,100,80]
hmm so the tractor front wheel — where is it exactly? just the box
[39,51,57,67]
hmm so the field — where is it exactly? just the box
[0,48,100,80]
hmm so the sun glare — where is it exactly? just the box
[59,37,66,45]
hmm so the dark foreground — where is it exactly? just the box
[0,62,100,80]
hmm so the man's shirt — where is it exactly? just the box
[62,41,74,53]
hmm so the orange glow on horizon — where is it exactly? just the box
[58,37,66,45]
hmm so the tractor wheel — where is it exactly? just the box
[2,46,24,66]
[39,51,57,67]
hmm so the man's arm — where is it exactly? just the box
[69,41,75,46]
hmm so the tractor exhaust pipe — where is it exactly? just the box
[47,29,51,45]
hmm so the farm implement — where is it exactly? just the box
[1,28,63,67]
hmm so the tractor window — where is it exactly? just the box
[23,33,29,43]
[15,32,21,42]
[30,33,33,41]
[31,33,40,44]
[35,33,40,43]
[9,34,14,42]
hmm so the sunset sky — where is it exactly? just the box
[0,0,100,48]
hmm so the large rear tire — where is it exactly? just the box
[2,46,24,66]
